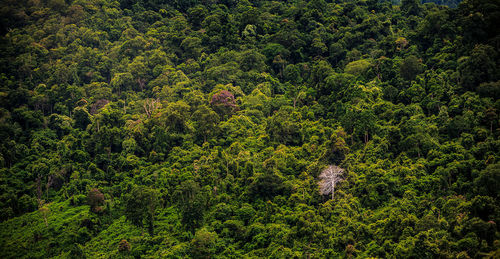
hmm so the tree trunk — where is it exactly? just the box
[43,213,48,227]
[331,183,335,200]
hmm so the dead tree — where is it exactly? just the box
[143,98,160,118]
[319,165,345,200]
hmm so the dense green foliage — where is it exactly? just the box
[0,0,499,258]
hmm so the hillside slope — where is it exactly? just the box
[0,0,499,257]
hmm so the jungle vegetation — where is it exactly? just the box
[0,0,499,258]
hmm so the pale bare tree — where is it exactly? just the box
[143,98,160,118]
[319,165,345,200]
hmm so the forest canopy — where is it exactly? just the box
[0,0,499,258]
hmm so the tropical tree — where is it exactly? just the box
[318,165,345,200]
[124,186,159,236]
